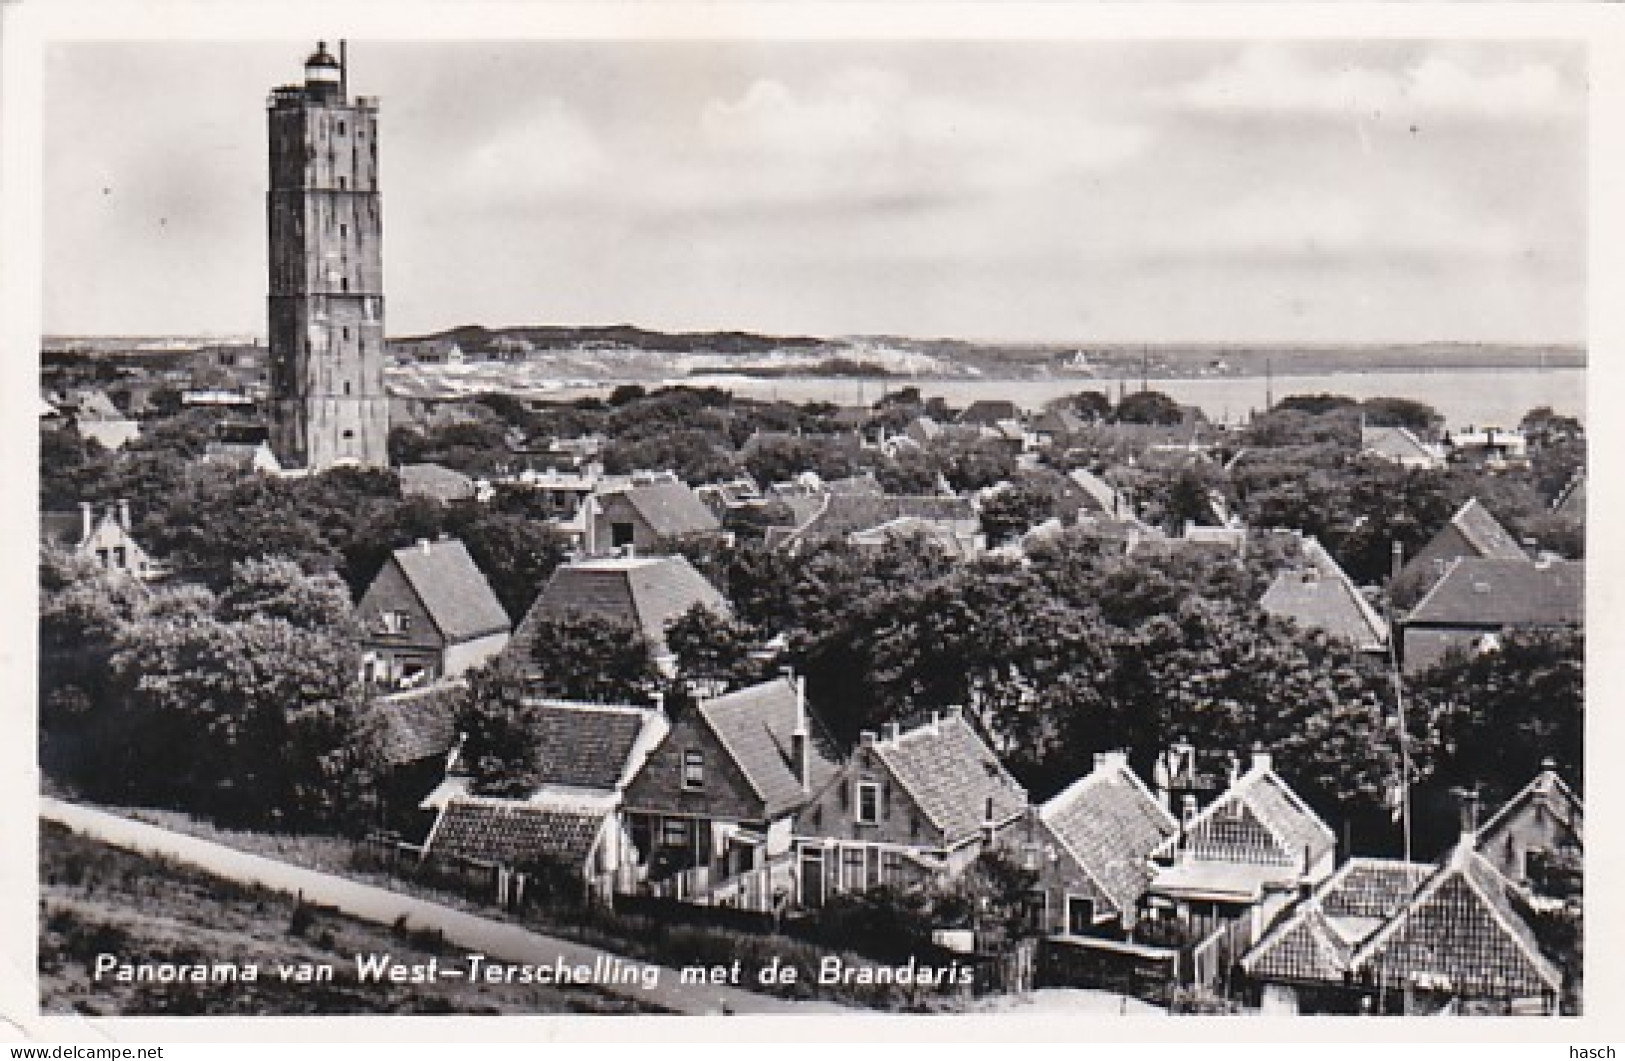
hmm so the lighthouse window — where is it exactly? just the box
[340,223,347,239]
[342,326,350,341]
[337,120,346,135]
[341,278,349,293]
[344,381,352,396]
[342,430,355,440]
[338,176,347,190]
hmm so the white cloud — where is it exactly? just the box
[1179,45,1577,121]
[451,100,607,202]
[685,69,1151,210]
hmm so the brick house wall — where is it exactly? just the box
[356,559,446,683]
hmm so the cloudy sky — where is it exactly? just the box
[43,38,1585,343]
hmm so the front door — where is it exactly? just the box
[800,848,825,908]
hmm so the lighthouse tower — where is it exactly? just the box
[266,41,388,471]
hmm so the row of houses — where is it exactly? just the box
[366,666,1579,1014]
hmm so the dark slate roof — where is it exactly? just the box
[959,399,1022,426]
[516,555,730,657]
[366,681,466,767]
[1350,843,1563,997]
[610,480,722,537]
[1447,498,1528,560]
[399,462,477,503]
[1406,558,1583,628]
[1156,758,1336,871]
[697,678,841,818]
[871,714,1027,846]
[391,538,513,642]
[528,701,655,792]
[1041,756,1178,920]
[789,493,977,543]
[427,797,604,870]
[1553,471,1585,520]
[1260,538,1388,651]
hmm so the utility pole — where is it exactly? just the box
[1385,539,1412,864]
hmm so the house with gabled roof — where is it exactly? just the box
[622,676,841,906]
[792,707,1026,907]
[1394,497,1528,604]
[1362,424,1445,470]
[506,554,731,676]
[1346,839,1563,1014]
[421,699,667,904]
[41,500,155,580]
[1399,556,1583,674]
[582,477,722,556]
[1145,749,1337,947]
[1241,857,1432,1014]
[769,491,979,553]
[1260,536,1389,654]
[1473,765,1582,895]
[357,537,512,688]
[999,751,1177,939]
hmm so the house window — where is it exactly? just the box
[611,521,636,548]
[377,609,410,635]
[112,546,127,569]
[682,750,705,791]
[1025,889,1050,933]
[1067,896,1095,936]
[661,818,689,849]
[841,846,865,892]
[880,850,902,884]
[856,782,880,824]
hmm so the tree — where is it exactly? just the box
[1409,628,1583,808]
[665,604,768,696]
[453,660,544,797]
[1059,390,1112,422]
[216,556,357,631]
[1114,390,1184,426]
[446,508,571,622]
[519,611,662,704]
[978,482,1058,546]
[1361,396,1441,438]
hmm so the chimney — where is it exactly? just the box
[929,711,941,735]
[417,538,432,555]
[859,730,876,748]
[1093,752,1108,772]
[1250,744,1272,774]
[651,690,665,717]
[1452,786,1481,837]
[1180,794,1199,828]
[79,501,93,543]
[1391,540,1405,583]
[790,673,810,793]
[116,499,131,532]
[883,722,901,744]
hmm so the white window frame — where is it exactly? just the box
[856,781,881,824]
[681,749,705,791]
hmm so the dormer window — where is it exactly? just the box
[682,750,705,790]
[856,781,880,824]
[377,609,410,635]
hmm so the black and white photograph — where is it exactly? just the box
[6,0,1614,1042]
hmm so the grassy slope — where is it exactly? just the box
[38,821,667,1016]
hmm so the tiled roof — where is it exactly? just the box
[366,681,466,767]
[1155,760,1336,872]
[427,796,605,871]
[1406,558,1583,628]
[1041,756,1177,920]
[1350,843,1563,997]
[1260,538,1388,651]
[391,538,512,642]
[1242,858,1430,984]
[1448,498,1528,560]
[697,678,841,818]
[399,462,477,503]
[871,714,1027,846]
[528,701,657,792]
[609,480,722,537]
[848,516,980,559]
[1362,425,1440,464]
[515,555,731,658]
[789,493,976,543]
[1068,468,1129,516]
